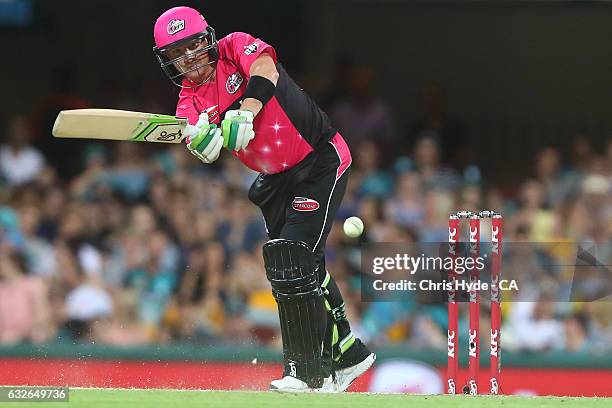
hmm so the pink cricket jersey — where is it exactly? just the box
[176,32,347,174]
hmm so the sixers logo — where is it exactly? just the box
[167,19,185,35]
[226,72,244,94]
[292,197,319,212]
[244,41,259,55]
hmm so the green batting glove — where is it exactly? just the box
[221,110,255,151]
[185,114,224,164]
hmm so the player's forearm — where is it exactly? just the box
[240,98,264,116]
[240,54,278,117]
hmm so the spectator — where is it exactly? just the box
[0,103,608,354]
[455,184,483,216]
[124,230,178,333]
[217,192,266,256]
[69,144,111,200]
[18,205,56,277]
[37,187,68,242]
[0,249,52,344]
[0,115,45,186]
[55,243,113,342]
[514,179,559,242]
[225,244,278,345]
[353,140,394,199]
[420,189,454,242]
[568,133,594,174]
[562,312,591,353]
[534,147,579,207]
[0,206,24,249]
[412,135,461,192]
[175,243,225,343]
[384,171,426,230]
[106,143,152,202]
[504,293,564,352]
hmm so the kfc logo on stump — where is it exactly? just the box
[292,197,319,212]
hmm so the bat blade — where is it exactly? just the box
[52,109,188,143]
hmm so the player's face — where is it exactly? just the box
[165,37,214,83]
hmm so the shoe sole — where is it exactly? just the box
[335,353,376,392]
[269,385,310,393]
[270,376,334,393]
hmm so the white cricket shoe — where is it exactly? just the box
[334,352,376,392]
[312,375,337,393]
[269,376,310,393]
[270,375,335,393]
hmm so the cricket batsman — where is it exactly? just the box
[153,6,375,392]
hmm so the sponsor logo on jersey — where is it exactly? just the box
[226,72,244,94]
[244,41,259,55]
[205,105,219,123]
[291,197,320,212]
[167,19,185,35]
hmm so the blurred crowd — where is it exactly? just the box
[0,64,610,356]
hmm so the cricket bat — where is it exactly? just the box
[52,109,189,143]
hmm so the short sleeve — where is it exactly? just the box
[176,89,200,125]
[222,32,277,77]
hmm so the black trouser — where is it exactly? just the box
[249,139,355,367]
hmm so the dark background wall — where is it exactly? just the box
[1,0,307,113]
[328,1,612,122]
[1,0,610,181]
